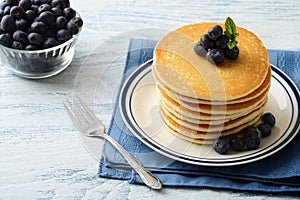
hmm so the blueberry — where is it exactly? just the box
[39,11,55,25]
[63,7,75,20]
[0,33,12,47]
[200,34,215,49]
[28,32,43,45]
[55,16,67,29]
[213,136,230,154]
[33,0,51,6]
[19,0,32,11]
[11,40,24,49]
[0,2,8,10]
[206,49,224,64]
[208,25,223,40]
[15,18,29,31]
[38,4,51,14]
[216,35,229,49]
[51,7,62,17]
[230,136,244,151]
[13,30,27,44]
[51,0,65,9]
[30,21,47,33]
[224,46,239,60]
[5,0,19,6]
[70,16,83,28]
[10,6,25,19]
[25,44,38,50]
[0,9,4,17]
[244,135,260,150]
[0,15,15,33]
[262,112,276,127]
[66,21,79,34]
[56,29,71,43]
[3,5,11,15]
[243,126,260,138]
[194,41,207,57]
[257,123,272,137]
[25,9,36,22]
[42,37,59,49]
[243,126,261,150]
[31,4,39,13]
[43,28,56,38]
[62,0,70,7]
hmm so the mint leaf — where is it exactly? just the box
[225,17,239,49]
[227,41,238,49]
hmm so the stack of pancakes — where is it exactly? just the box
[152,22,270,144]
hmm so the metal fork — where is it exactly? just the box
[63,96,162,190]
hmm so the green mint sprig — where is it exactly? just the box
[224,17,239,49]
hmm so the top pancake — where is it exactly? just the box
[153,22,270,100]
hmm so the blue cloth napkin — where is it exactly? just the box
[98,39,300,195]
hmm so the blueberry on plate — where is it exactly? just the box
[206,49,225,64]
[213,136,230,154]
[230,136,244,151]
[262,112,276,127]
[243,127,261,150]
[257,123,272,137]
[243,126,261,138]
[244,135,260,150]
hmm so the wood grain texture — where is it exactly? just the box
[1,0,300,199]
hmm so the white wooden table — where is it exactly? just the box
[1,0,300,199]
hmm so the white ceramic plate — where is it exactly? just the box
[119,60,300,166]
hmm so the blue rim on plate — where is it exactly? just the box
[119,60,300,166]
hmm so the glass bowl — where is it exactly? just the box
[0,32,80,79]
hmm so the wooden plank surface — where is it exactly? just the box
[1,0,299,199]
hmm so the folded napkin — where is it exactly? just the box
[99,39,300,195]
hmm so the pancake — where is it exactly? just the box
[159,95,268,125]
[160,99,267,132]
[157,83,269,115]
[153,66,271,105]
[153,22,269,100]
[160,108,264,140]
[153,22,270,144]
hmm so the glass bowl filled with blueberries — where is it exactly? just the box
[0,0,83,78]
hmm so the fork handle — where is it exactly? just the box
[103,134,162,190]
